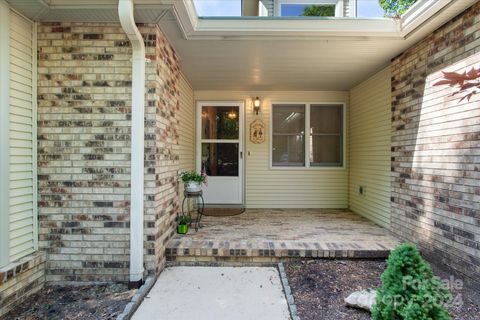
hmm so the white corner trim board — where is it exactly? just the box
[118,0,146,286]
[0,0,11,268]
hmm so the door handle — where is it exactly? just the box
[240,151,243,159]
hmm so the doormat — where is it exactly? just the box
[202,207,245,217]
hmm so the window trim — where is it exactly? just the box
[269,101,346,170]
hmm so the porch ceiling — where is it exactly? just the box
[160,16,401,91]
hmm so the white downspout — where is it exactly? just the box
[118,0,146,287]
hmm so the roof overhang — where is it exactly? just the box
[6,0,478,91]
[8,0,475,39]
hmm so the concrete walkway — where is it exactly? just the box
[132,267,290,320]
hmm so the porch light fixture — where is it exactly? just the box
[253,97,261,115]
[227,110,237,120]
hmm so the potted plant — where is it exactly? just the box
[178,170,207,192]
[176,214,192,234]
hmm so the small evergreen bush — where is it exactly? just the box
[372,243,452,320]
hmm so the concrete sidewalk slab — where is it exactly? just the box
[131,266,290,320]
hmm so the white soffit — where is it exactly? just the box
[159,16,403,91]
[6,0,169,23]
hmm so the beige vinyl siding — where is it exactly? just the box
[178,73,195,201]
[348,67,391,228]
[8,10,36,262]
[194,91,349,208]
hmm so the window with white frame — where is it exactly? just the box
[274,0,343,17]
[271,103,344,167]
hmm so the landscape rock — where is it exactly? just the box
[344,289,377,311]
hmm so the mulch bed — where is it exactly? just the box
[4,284,135,320]
[285,259,480,320]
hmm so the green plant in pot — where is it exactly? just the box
[176,214,192,234]
[178,170,207,192]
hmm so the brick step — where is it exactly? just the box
[166,243,392,265]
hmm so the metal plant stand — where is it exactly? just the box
[181,190,204,231]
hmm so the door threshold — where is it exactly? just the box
[204,204,245,208]
[202,205,246,217]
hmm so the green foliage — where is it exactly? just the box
[372,243,452,320]
[216,112,239,139]
[379,0,417,17]
[302,5,335,17]
[178,170,206,184]
[175,214,192,225]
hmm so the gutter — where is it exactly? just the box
[118,0,146,289]
[0,0,11,268]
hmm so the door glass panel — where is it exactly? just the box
[201,106,239,139]
[201,143,239,176]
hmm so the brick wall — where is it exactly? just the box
[142,26,180,275]
[391,2,480,285]
[0,252,46,317]
[37,22,180,282]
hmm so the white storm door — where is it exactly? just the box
[196,101,244,204]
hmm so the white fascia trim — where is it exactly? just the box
[119,0,146,284]
[401,0,478,39]
[193,18,401,38]
[400,0,452,37]
[0,0,10,268]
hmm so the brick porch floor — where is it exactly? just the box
[166,209,400,264]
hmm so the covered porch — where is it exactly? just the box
[166,209,400,264]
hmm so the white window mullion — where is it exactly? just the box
[305,103,311,168]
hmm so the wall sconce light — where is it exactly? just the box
[227,110,237,120]
[253,97,261,115]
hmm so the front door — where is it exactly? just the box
[196,101,244,204]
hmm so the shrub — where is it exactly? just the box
[379,0,417,17]
[372,243,452,320]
